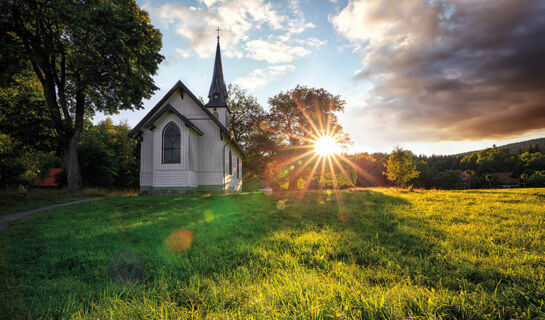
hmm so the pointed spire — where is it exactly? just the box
[205,29,228,108]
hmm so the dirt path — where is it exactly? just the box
[0,198,101,231]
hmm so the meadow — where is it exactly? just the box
[0,188,137,216]
[1,189,544,319]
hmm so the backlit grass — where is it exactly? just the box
[1,189,544,319]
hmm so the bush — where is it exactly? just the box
[77,119,139,189]
[0,133,40,188]
[527,171,545,187]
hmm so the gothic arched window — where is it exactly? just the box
[162,122,180,163]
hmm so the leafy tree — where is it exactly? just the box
[464,170,475,189]
[384,147,420,188]
[520,173,528,188]
[347,152,389,187]
[2,0,163,191]
[0,133,41,188]
[413,160,438,189]
[268,85,350,147]
[266,86,351,190]
[434,170,462,189]
[227,84,277,177]
[78,118,139,188]
[461,147,518,175]
[0,65,58,152]
[485,174,497,189]
[519,152,545,173]
[527,171,545,187]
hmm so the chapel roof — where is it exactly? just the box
[128,80,245,157]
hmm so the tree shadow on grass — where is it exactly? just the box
[1,190,543,318]
[0,192,282,318]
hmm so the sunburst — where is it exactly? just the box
[262,91,382,218]
[313,135,341,157]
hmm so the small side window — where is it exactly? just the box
[229,149,232,174]
[236,157,239,179]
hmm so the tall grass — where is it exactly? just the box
[0,189,544,319]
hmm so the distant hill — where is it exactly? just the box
[453,137,545,157]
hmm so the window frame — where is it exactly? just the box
[162,122,181,164]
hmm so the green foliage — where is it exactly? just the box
[256,86,353,190]
[519,152,545,173]
[483,174,498,188]
[228,84,277,177]
[78,118,139,188]
[1,189,544,318]
[2,0,164,190]
[527,171,545,187]
[0,65,58,152]
[384,147,420,187]
[267,85,350,147]
[0,133,41,188]
[461,147,519,175]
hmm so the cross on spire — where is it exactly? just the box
[206,27,228,108]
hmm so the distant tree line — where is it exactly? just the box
[344,145,545,190]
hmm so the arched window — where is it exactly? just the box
[162,122,180,163]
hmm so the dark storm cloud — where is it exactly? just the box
[333,0,545,142]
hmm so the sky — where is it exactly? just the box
[94,0,545,156]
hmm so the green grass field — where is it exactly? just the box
[1,189,544,319]
[0,188,137,216]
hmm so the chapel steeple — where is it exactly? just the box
[205,28,229,109]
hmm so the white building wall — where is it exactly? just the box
[138,87,242,192]
[223,144,243,191]
[140,130,154,187]
[207,106,229,128]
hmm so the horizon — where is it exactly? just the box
[94,0,545,156]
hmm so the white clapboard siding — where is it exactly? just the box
[138,85,242,192]
[198,171,222,186]
[153,170,188,187]
[140,172,153,186]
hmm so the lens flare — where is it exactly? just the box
[314,135,341,156]
[276,200,287,210]
[167,229,194,253]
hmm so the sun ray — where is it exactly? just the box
[292,93,322,138]
[270,150,315,169]
[326,154,345,214]
[293,153,322,200]
[336,154,382,186]
[331,154,355,186]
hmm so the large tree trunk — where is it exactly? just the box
[64,132,82,192]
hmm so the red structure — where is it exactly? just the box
[35,168,62,187]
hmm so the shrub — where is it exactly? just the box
[527,171,545,187]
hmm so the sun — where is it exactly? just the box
[313,135,341,156]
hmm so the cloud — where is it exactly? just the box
[332,0,545,143]
[234,64,296,89]
[154,0,316,60]
[245,40,310,63]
